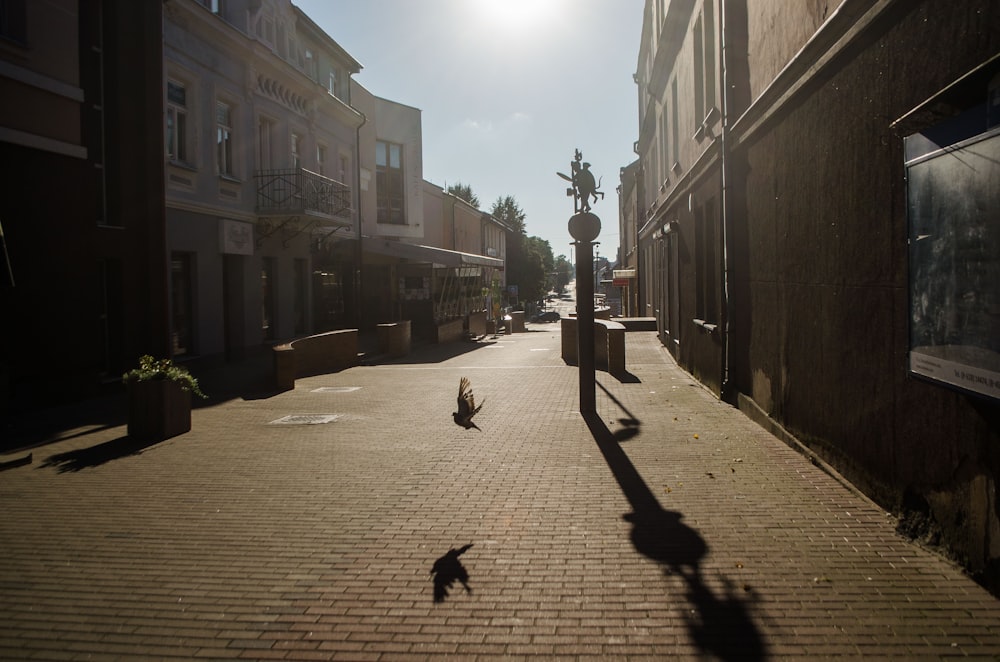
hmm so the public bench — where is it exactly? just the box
[273,328,359,391]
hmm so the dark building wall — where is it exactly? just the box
[738,0,1000,586]
[0,0,165,413]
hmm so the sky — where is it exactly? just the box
[293,0,644,262]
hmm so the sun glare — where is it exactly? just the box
[473,0,562,30]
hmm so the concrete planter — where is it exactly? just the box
[127,379,192,441]
[377,320,411,357]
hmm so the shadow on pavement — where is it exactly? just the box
[430,543,474,603]
[39,435,164,473]
[584,412,766,661]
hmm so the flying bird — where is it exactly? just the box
[453,377,484,430]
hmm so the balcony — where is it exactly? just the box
[255,168,351,225]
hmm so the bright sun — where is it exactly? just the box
[473,0,563,30]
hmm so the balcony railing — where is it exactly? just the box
[255,168,351,220]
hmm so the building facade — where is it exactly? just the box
[632,0,1000,592]
[163,0,364,362]
[0,0,167,412]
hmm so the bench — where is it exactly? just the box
[273,329,359,391]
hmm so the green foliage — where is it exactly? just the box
[553,254,573,290]
[489,195,526,236]
[446,182,480,208]
[123,355,207,399]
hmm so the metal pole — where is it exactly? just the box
[575,238,596,414]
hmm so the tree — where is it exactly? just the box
[553,254,573,291]
[447,182,479,208]
[489,195,526,236]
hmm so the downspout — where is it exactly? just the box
[719,0,735,403]
[351,82,367,329]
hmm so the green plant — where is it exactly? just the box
[123,355,207,399]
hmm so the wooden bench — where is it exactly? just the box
[273,329,359,391]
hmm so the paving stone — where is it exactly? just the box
[0,329,998,659]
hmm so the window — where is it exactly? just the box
[316,144,326,176]
[339,154,349,183]
[216,101,234,176]
[328,70,337,97]
[693,3,717,129]
[258,15,275,46]
[671,77,680,167]
[703,0,716,113]
[693,15,704,128]
[376,140,405,224]
[167,81,189,163]
[658,105,669,187]
[695,199,718,324]
[291,132,301,169]
[257,117,274,169]
[171,253,195,356]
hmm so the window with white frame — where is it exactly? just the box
[328,69,337,97]
[316,144,326,176]
[167,80,189,163]
[216,101,234,176]
[339,154,349,184]
[376,140,405,224]
[291,132,301,169]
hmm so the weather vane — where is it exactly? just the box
[557,149,604,214]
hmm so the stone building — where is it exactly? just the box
[632,0,1000,592]
[163,0,364,361]
[0,1,166,411]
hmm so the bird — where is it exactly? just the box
[453,376,484,430]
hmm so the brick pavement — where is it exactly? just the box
[1,327,999,660]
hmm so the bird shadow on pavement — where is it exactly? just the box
[430,544,474,603]
[39,435,163,473]
[584,412,766,661]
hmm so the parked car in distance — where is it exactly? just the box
[530,310,561,323]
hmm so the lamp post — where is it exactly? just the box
[568,211,600,415]
[559,149,604,416]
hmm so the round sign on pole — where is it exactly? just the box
[568,212,601,243]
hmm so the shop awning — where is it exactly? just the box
[363,239,504,269]
[612,269,635,287]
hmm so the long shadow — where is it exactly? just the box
[430,544,474,603]
[40,435,163,473]
[362,337,498,367]
[584,412,766,661]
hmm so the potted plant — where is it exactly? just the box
[123,355,206,441]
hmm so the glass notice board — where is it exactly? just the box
[906,127,1000,401]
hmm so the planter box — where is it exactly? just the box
[127,379,192,441]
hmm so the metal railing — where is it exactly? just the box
[255,168,350,219]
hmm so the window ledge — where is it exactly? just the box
[218,174,242,184]
[168,159,197,172]
[693,318,718,333]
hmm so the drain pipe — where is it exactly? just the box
[353,108,367,331]
[719,0,735,403]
